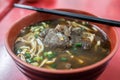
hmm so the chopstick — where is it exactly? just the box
[14,4,120,27]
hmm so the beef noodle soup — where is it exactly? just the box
[14,18,111,70]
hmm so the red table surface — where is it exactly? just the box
[0,0,120,80]
[0,0,18,21]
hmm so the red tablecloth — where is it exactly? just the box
[0,0,18,21]
[0,0,120,80]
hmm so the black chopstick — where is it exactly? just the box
[14,4,120,27]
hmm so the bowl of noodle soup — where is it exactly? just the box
[5,9,119,80]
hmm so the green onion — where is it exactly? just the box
[41,22,46,26]
[75,43,82,47]
[24,52,31,58]
[47,53,55,60]
[73,43,82,50]
[34,34,39,38]
[34,27,40,32]
[39,56,44,60]
[73,47,77,51]
[60,57,68,61]
[31,27,38,32]
[43,52,48,57]
[31,62,39,66]
[39,26,45,31]
[16,48,22,54]
[43,51,56,60]
[33,56,43,62]
[26,58,33,63]
[50,63,57,68]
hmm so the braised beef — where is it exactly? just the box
[42,24,93,50]
[55,24,71,37]
[43,29,71,48]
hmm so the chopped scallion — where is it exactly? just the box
[26,58,33,63]
[33,56,43,62]
[34,34,39,38]
[31,62,39,66]
[73,43,82,50]
[50,63,57,68]
[16,48,22,54]
[75,43,82,47]
[60,57,68,61]
[43,51,56,60]
[24,52,31,58]
[43,52,49,57]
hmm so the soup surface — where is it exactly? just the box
[14,18,111,70]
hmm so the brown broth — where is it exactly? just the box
[14,19,111,69]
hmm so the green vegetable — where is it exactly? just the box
[34,34,39,38]
[26,58,33,63]
[50,63,57,68]
[24,52,31,58]
[44,51,56,60]
[41,22,47,26]
[39,26,45,31]
[31,62,39,66]
[31,27,38,32]
[33,56,43,62]
[16,48,22,54]
[47,54,55,60]
[73,47,77,51]
[75,43,82,47]
[60,57,68,61]
[43,52,49,57]
[35,28,40,32]
[39,56,44,60]
[73,43,82,51]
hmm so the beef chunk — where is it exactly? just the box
[42,24,93,50]
[43,29,71,48]
[55,24,71,37]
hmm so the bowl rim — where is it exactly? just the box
[5,9,120,74]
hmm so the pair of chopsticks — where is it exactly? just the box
[14,4,120,27]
